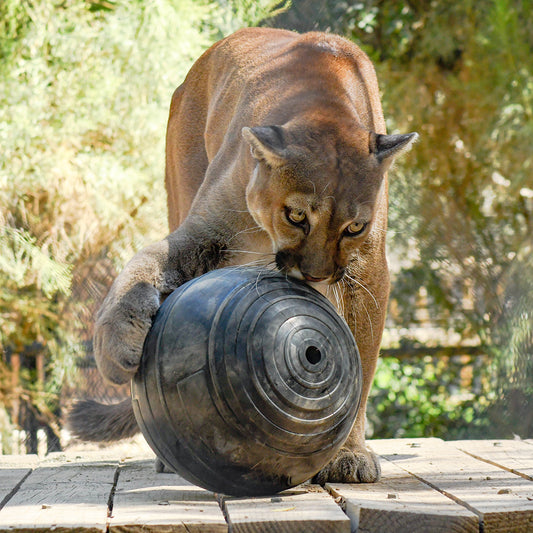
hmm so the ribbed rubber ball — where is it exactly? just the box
[131,266,362,496]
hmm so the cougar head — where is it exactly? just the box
[242,121,417,284]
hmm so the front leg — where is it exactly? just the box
[94,218,226,384]
[315,264,390,484]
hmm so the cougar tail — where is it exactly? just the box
[67,398,139,442]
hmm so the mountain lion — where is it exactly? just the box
[69,27,417,484]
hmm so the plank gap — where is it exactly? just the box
[108,460,228,532]
[219,485,350,532]
[216,492,231,530]
[458,449,533,482]
[373,439,533,532]
[327,457,479,533]
[107,464,123,520]
[381,457,484,526]
[322,486,359,532]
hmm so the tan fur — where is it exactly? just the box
[94,28,416,483]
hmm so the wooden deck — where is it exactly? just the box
[1,438,532,532]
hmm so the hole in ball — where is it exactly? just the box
[305,346,322,365]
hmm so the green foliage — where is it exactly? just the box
[0,227,72,299]
[367,356,483,439]
[368,348,533,440]
[272,0,533,438]
[350,0,533,438]
[216,0,290,33]
[0,0,32,66]
[383,0,532,382]
[0,0,283,450]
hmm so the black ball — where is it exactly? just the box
[131,266,362,496]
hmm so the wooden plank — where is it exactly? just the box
[221,484,350,533]
[0,455,118,532]
[59,436,156,463]
[0,456,38,510]
[452,440,533,481]
[370,438,533,533]
[327,457,479,533]
[109,459,227,533]
[0,469,33,511]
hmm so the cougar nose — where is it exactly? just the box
[302,273,328,283]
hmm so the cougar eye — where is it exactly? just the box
[344,221,368,237]
[285,207,306,225]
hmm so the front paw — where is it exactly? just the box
[94,289,159,384]
[313,446,381,484]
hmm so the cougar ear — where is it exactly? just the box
[242,126,289,167]
[370,132,418,163]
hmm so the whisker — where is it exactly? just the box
[225,249,271,255]
[344,272,380,310]
[333,283,344,314]
[360,299,374,342]
[349,189,378,205]
[222,256,277,272]
[250,260,279,293]
[321,182,332,195]
[324,281,343,315]
[227,226,264,243]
